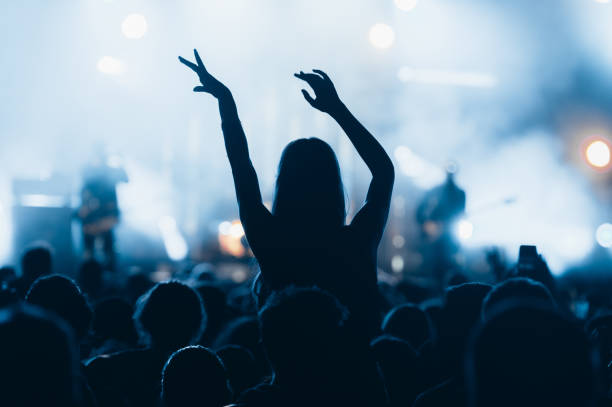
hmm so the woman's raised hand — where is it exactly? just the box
[294,69,343,114]
[179,49,229,98]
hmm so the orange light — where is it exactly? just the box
[218,220,246,257]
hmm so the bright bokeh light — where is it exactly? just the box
[218,220,246,257]
[368,23,395,49]
[596,223,612,248]
[229,222,245,238]
[594,0,610,4]
[158,216,188,261]
[585,139,611,168]
[232,270,248,283]
[392,235,405,248]
[394,0,419,11]
[218,221,232,235]
[455,219,474,241]
[121,14,148,39]
[391,255,404,272]
[97,56,124,75]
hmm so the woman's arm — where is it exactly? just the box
[295,70,395,243]
[179,50,270,227]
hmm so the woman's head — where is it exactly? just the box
[273,138,345,227]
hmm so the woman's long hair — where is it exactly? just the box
[272,138,345,228]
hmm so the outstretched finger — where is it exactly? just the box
[301,89,316,107]
[313,69,330,81]
[179,56,199,72]
[193,86,207,92]
[193,49,207,72]
[295,72,321,85]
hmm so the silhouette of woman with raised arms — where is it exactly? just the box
[180,50,394,339]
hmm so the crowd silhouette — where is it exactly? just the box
[0,49,607,407]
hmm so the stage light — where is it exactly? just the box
[596,223,612,248]
[97,56,124,75]
[585,139,611,168]
[122,14,148,39]
[394,0,419,11]
[455,219,474,241]
[369,23,395,49]
[391,255,404,272]
[19,194,66,208]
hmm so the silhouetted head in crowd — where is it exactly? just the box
[448,272,469,287]
[438,283,492,377]
[161,345,231,407]
[217,345,260,398]
[272,138,345,227]
[215,315,261,350]
[0,265,16,284]
[92,297,138,346]
[382,303,432,350]
[0,304,80,406]
[0,267,18,307]
[191,262,216,283]
[466,304,597,407]
[25,274,92,341]
[194,282,228,344]
[134,281,205,352]
[258,286,348,381]
[126,268,155,303]
[77,258,104,298]
[371,335,421,407]
[481,277,555,320]
[421,298,443,342]
[213,315,269,378]
[20,244,52,282]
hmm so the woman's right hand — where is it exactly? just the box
[179,49,229,98]
[294,69,343,114]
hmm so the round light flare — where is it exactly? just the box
[585,139,611,169]
[391,255,404,273]
[122,13,148,39]
[368,23,395,49]
[394,0,419,11]
[392,235,405,248]
[455,219,474,241]
[97,56,124,75]
[596,223,612,248]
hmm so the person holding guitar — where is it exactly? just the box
[76,150,128,270]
